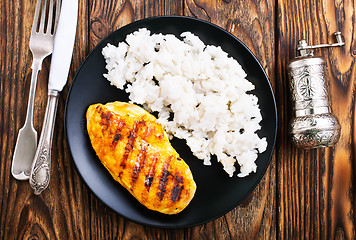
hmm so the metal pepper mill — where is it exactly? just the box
[288,32,344,148]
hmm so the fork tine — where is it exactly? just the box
[46,0,54,34]
[38,0,47,33]
[31,0,42,33]
[53,0,62,32]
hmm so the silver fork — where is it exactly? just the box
[11,0,61,180]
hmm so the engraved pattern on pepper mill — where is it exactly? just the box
[288,57,340,148]
[290,114,340,148]
[289,63,329,110]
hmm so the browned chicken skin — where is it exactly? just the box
[86,101,196,214]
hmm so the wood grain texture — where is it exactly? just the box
[90,0,183,48]
[0,0,90,239]
[276,0,356,239]
[86,0,186,239]
[0,0,46,239]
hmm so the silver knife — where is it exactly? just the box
[30,0,78,195]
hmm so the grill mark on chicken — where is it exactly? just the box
[98,106,113,131]
[117,121,139,171]
[157,156,173,200]
[171,175,184,202]
[117,120,147,174]
[157,168,170,201]
[112,133,122,144]
[131,142,148,186]
[111,120,125,148]
[145,155,158,190]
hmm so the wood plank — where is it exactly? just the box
[0,1,41,239]
[183,0,277,239]
[90,0,184,48]
[276,0,356,239]
[0,0,90,239]
[47,1,92,239]
[87,0,187,239]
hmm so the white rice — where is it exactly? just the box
[102,28,267,177]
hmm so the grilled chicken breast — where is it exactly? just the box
[86,101,196,214]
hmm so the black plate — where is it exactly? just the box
[65,16,277,228]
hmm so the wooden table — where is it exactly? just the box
[1,0,355,239]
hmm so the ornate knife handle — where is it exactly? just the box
[30,90,59,195]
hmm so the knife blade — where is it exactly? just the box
[29,0,78,195]
[48,0,78,91]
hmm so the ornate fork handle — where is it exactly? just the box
[30,90,59,195]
